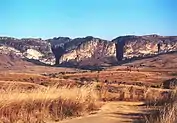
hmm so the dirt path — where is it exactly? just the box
[57,101,149,123]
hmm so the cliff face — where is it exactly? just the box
[50,35,177,67]
[59,37,116,67]
[0,37,55,65]
[113,35,177,61]
[0,35,177,68]
[48,37,71,65]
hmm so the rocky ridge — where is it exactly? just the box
[0,35,177,68]
[0,37,55,65]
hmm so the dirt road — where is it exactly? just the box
[57,101,148,123]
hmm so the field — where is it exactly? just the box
[0,53,177,123]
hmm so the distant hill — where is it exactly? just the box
[0,53,33,69]
[121,52,177,69]
[0,35,177,69]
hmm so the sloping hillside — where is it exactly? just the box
[0,53,33,68]
[108,52,177,73]
[0,53,79,74]
[122,52,177,69]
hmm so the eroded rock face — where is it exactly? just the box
[113,35,177,60]
[49,36,116,67]
[48,37,72,65]
[0,37,55,65]
[0,35,177,68]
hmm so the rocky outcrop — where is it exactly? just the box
[113,35,177,61]
[51,35,177,67]
[48,37,71,65]
[0,37,55,65]
[0,35,177,68]
[48,36,116,67]
[59,37,116,67]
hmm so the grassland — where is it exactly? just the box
[0,69,174,123]
[0,83,99,123]
[0,53,177,123]
[145,89,177,123]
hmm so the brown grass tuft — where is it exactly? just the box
[0,84,99,123]
[146,89,177,123]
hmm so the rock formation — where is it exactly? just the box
[0,35,177,68]
[0,37,55,65]
[113,35,177,60]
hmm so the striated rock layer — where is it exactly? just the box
[113,35,177,61]
[0,37,55,65]
[0,35,177,68]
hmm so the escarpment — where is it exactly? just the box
[49,36,116,67]
[113,35,177,61]
[49,35,177,68]
[0,35,177,68]
[0,37,55,65]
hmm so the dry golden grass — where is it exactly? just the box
[145,89,177,123]
[0,73,78,88]
[0,71,173,123]
[96,82,171,103]
[155,103,177,123]
[0,84,99,123]
[59,70,169,84]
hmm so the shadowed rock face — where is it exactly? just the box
[157,43,161,53]
[51,46,65,65]
[115,39,126,61]
[48,37,72,65]
[113,36,138,61]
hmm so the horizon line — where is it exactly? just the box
[0,33,177,41]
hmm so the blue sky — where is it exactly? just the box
[0,0,177,40]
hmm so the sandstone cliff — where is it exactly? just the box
[0,37,55,65]
[0,35,177,68]
[59,36,116,67]
[113,35,177,61]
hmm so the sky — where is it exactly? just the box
[0,0,177,40]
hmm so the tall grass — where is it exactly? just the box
[146,89,177,123]
[97,83,170,102]
[0,84,99,123]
